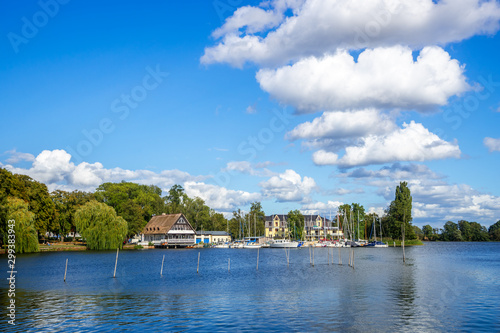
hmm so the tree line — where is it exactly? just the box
[0,168,232,252]
[1,168,498,252]
[419,220,500,242]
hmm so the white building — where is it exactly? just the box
[141,213,196,247]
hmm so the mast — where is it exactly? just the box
[379,217,383,244]
[357,210,360,241]
[329,210,332,240]
[373,215,377,242]
[254,213,256,239]
[337,213,340,240]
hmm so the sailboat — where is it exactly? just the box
[374,216,388,247]
[270,214,299,248]
[366,216,388,247]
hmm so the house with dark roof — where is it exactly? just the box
[265,214,342,240]
[141,213,196,247]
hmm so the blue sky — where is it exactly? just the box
[1,0,500,228]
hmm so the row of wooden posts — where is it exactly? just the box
[62,246,369,282]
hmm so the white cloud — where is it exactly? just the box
[345,163,443,180]
[4,149,35,164]
[2,149,266,215]
[484,137,500,152]
[257,46,470,113]
[14,149,75,184]
[2,149,206,193]
[259,169,317,202]
[184,181,261,212]
[212,6,285,39]
[312,121,461,167]
[333,187,365,196]
[341,164,500,226]
[312,150,339,166]
[367,206,386,217]
[202,0,500,67]
[301,200,343,214]
[286,109,396,141]
[410,182,500,223]
[223,161,276,177]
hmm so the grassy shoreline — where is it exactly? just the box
[380,239,424,246]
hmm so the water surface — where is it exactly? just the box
[1,242,499,332]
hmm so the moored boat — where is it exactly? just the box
[270,239,299,248]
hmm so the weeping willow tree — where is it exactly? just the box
[6,197,39,253]
[75,201,128,250]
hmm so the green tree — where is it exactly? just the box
[351,203,365,239]
[469,222,489,241]
[184,196,211,231]
[6,197,39,253]
[364,213,378,240]
[0,169,55,240]
[119,200,145,238]
[74,201,128,250]
[287,209,304,240]
[95,182,164,237]
[386,181,415,240]
[249,202,265,236]
[489,220,500,241]
[230,209,245,239]
[51,190,94,241]
[164,184,186,214]
[15,174,56,235]
[413,225,423,240]
[442,221,462,241]
[422,225,434,240]
[458,220,472,241]
[210,212,228,232]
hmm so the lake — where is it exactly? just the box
[1,242,499,332]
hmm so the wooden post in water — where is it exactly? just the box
[309,246,312,265]
[160,255,165,276]
[328,246,330,265]
[113,248,119,278]
[64,258,68,282]
[352,250,355,269]
[312,246,315,267]
[338,246,342,265]
[228,258,230,273]
[256,248,259,271]
[197,252,200,274]
[402,224,406,263]
[287,248,289,267]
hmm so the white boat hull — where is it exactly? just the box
[243,244,262,249]
[270,241,299,248]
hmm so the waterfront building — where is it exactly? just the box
[141,213,196,247]
[265,214,343,240]
[264,214,289,239]
[196,231,232,244]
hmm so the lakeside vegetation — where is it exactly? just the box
[1,168,498,253]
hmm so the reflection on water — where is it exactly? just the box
[1,243,499,332]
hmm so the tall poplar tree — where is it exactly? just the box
[386,181,416,240]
